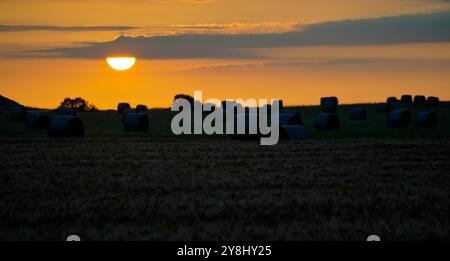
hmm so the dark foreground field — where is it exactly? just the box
[0,138,449,240]
[0,103,449,240]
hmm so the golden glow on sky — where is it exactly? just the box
[106,57,136,71]
[0,0,449,109]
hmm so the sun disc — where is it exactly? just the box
[106,57,136,71]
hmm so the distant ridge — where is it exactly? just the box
[0,95,22,111]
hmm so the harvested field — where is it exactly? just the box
[0,138,448,240]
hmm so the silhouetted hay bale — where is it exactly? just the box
[387,97,398,104]
[272,99,283,110]
[136,104,148,112]
[48,116,84,137]
[10,105,26,121]
[117,103,131,113]
[350,107,367,120]
[376,103,392,113]
[320,97,339,107]
[400,95,412,105]
[426,96,440,108]
[124,113,149,132]
[222,102,243,120]
[25,111,50,129]
[279,112,303,125]
[387,109,411,127]
[321,101,337,113]
[314,113,340,131]
[203,103,216,111]
[413,95,426,105]
[280,125,310,140]
[57,107,76,116]
[413,111,438,127]
[122,108,137,121]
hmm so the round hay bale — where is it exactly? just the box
[321,101,337,113]
[57,107,77,116]
[320,97,339,107]
[400,95,413,105]
[259,104,273,115]
[272,99,284,110]
[413,111,438,127]
[314,113,340,131]
[376,103,392,113]
[10,105,26,121]
[48,116,84,137]
[25,111,50,129]
[280,125,310,140]
[413,95,426,105]
[426,96,440,108]
[279,112,303,125]
[350,107,367,120]
[136,104,148,112]
[387,97,398,104]
[117,102,131,114]
[122,108,137,121]
[124,113,149,132]
[387,109,411,127]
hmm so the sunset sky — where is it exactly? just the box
[1,0,449,109]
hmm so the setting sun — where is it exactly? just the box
[106,57,136,71]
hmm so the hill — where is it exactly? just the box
[0,95,22,111]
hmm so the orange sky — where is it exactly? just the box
[0,0,449,109]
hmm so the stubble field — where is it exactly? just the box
[0,103,449,240]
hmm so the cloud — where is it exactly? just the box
[170,22,303,34]
[0,25,137,32]
[147,0,215,3]
[37,11,450,59]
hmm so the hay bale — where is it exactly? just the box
[350,107,367,120]
[122,108,137,121]
[10,105,26,121]
[273,99,284,110]
[117,102,131,113]
[123,113,149,132]
[320,97,339,107]
[376,103,392,113]
[413,111,438,127]
[314,113,340,131]
[57,107,76,116]
[426,96,440,108]
[136,104,148,112]
[400,95,413,105]
[279,112,303,125]
[413,95,426,105]
[280,125,310,140]
[387,109,411,127]
[387,97,398,104]
[48,116,84,137]
[322,101,337,113]
[25,111,50,129]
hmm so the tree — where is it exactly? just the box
[174,94,194,103]
[59,97,97,112]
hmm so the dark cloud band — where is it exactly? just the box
[37,11,450,59]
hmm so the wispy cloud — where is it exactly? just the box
[36,11,450,59]
[0,25,137,32]
[170,22,303,34]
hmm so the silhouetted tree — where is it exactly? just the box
[59,97,97,112]
[174,94,194,103]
